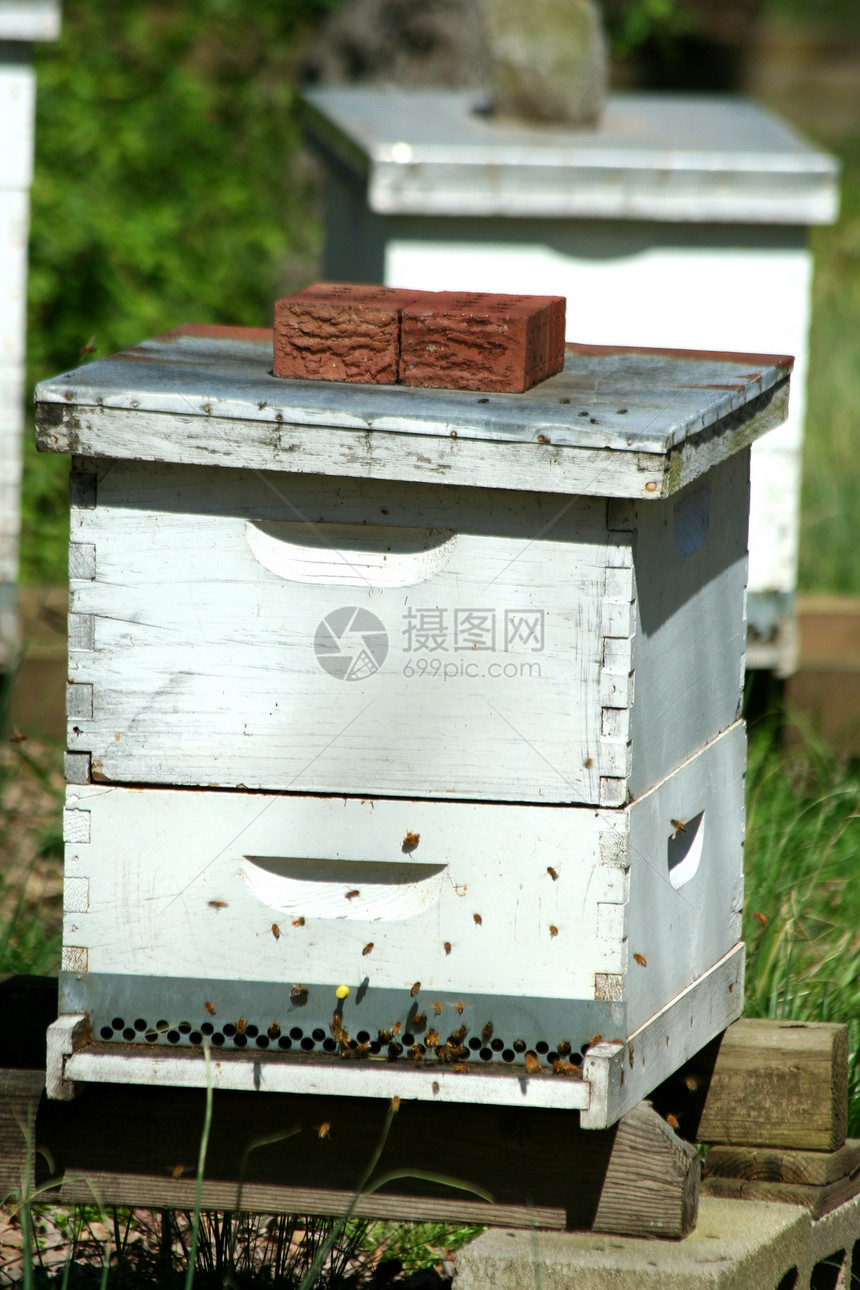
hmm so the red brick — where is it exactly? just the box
[273,283,424,384]
[399,293,566,393]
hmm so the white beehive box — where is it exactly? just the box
[37,326,789,1126]
[0,0,62,670]
[302,89,839,673]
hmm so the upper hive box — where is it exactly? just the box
[35,324,790,810]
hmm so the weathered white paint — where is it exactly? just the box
[0,62,35,190]
[0,1,61,41]
[580,943,744,1128]
[46,1013,86,1101]
[35,332,789,501]
[65,455,747,804]
[1,10,60,669]
[303,90,838,225]
[60,722,742,1022]
[245,519,459,588]
[54,944,743,1116]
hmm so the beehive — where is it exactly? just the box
[302,87,839,672]
[0,0,62,670]
[38,324,790,1126]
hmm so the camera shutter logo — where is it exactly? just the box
[314,607,389,681]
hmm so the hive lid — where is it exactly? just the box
[35,326,791,499]
[302,88,839,225]
[0,0,61,40]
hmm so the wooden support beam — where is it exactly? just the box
[34,1084,699,1237]
[651,1019,849,1152]
[702,1140,860,1219]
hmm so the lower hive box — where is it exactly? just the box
[54,720,744,1127]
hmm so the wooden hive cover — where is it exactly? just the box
[35,326,791,500]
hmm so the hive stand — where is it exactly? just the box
[3,979,860,1274]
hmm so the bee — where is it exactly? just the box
[204,1002,216,1016]
[482,1021,494,1042]
[403,831,420,848]
[362,943,374,956]
[410,982,421,997]
[588,1034,604,1049]
[391,1022,402,1036]
[473,913,483,927]
[354,1043,370,1058]
[317,1122,331,1139]
[291,985,308,1001]
[390,1096,401,1113]
[432,1081,440,1094]
[268,1022,281,1039]
[451,1064,469,1074]
[444,942,452,956]
[236,1017,247,1035]
[455,1002,465,1015]
[80,336,97,356]
[208,900,227,910]
[557,1040,571,1056]
[633,953,647,967]
[549,924,559,938]
[450,1025,468,1044]
[583,757,593,769]
[670,818,687,837]
[331,1015,343,1039]
[753,912,768,927]
[426,1029,440,1047]
[666,1113,680,1130]
[547,867,559,881]
[271,923,281,940]
[171,1164,186,1178]
[345,890,360,900]
[552,1059,576,1076]
[683,1074,700,1092]
[8,727,26,744]
[378,1028,392,1043]
[436,1044,452,1062]
[524,1052,541,1075]
[413,1012,427,1028]
[292,916,305,927]
[409,1044,424,1061]
[433,1002,442,1015]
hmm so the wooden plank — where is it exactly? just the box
[33,1084,698,1236]
[0,1070,44,1196]
[694,1020,848,1151]
[702,1170,860,1221]
[704,1140,860,1187]
[34,333,790,501]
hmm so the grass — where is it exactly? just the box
[798,135,860,593]
[742,719,860,1135]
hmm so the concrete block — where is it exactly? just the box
[809,1191,860,1289]
[453,1198,810,1289]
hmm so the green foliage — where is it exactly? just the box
[799,136,860,592]
[27,0,333,391]
[603,0,693,58]
[743,722,860,1134]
